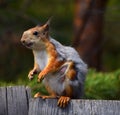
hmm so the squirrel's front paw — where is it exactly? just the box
[28,70,35,80]
[37,72,45,82]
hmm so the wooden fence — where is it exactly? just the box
[0,86,120,115]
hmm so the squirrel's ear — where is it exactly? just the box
[58,63,69,75]
[43,17,52,31]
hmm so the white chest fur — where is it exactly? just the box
[33,50,48,70]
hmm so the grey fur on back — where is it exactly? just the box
[50,38,87,98]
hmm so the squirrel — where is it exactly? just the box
[21,19,87,107]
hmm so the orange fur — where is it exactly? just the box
[65,61,76,80]
[66,68,76,80]
[38,39,64,81]
[57,96,70,107]
[65,84,73,97]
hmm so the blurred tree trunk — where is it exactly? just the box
[73,0,108,70]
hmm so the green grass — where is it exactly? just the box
[0,69,120,100]
[85,69,120,100]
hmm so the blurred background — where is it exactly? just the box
[0,0,120,99]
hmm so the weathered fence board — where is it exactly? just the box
[29,98,120,115]
[0,87,7,115]
[0,86,120,115]
[0,86,30,115]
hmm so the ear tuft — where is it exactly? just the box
[42,16,53,31]
[45,16,53,26]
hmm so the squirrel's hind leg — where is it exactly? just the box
[41,95,57,99]
[57,84,72,108]
[34,92,42,98]
[34,85,58,99]
[34,92,57,99]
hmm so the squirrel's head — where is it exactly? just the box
[21,18,51,50]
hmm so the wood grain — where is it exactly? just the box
[29,98,120,115]
[0,86,30,115]
[0,87,7,115]
[0,86,120,115]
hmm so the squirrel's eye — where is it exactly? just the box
[33,31,38,36]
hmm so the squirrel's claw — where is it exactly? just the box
[28,71,34,80]
[37,77,44,82]
[28,69,38,80]
[38,71,47,82]
[37,78,43,82]
[37,74,44,82]
[28,76,33,80]
[57,96,70,108]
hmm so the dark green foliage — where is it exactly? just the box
[85,69,120,100]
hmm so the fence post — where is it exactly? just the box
[0,86,31,115]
